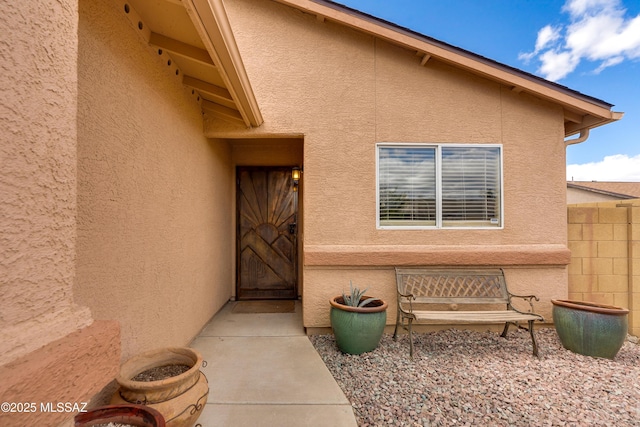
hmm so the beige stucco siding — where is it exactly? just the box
[75,0,232,360]
[0,0,93,366]
[0,1,120,423]
[374,45,503,142]
[212,0,569,326]
[216,0,568,245]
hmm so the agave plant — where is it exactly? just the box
[341,281,377,307]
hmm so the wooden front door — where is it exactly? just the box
[237,167,298,299]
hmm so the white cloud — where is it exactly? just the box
[539,50,580,80]
[593,55,624,73]
[519,25,562,62]
[520,0,640,80]
[567,154,640,181]
[536,25,562,52]
[562,0,616,16]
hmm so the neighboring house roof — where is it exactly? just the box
[567,181,640,199]
[119,0,622,136]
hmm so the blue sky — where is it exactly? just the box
[336,0,640,181]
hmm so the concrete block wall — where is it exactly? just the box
[567,199,640,337]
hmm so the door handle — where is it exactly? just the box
[288,223,297,234]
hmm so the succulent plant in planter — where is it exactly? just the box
[329,281,388,355]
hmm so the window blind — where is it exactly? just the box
[441,147,501,226]
[378,147,436,226]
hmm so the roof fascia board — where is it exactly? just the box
[183,0,263,127]
[275,0,618,121]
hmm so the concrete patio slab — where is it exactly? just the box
[190,301,357,427]
[192,336,349,404]
[199,403,358,427]
[197,302,305,337]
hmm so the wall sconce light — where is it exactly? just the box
[292,167,301,191]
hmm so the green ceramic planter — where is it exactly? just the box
[330,296,388,355]
[552,299,629,359]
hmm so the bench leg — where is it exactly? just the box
[500,322,510,338]
[529,320,539,357]
[393,308,400,340]
[408,318,414,359]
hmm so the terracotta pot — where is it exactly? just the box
[116,347,202,403]
[552,299,629,359]
[112,347,208,427]
[74,404,165,426]
[330,296,388,355]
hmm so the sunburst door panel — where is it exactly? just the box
[237,168,297,299]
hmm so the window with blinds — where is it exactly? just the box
[377,144,502,228]
[378,146,436,226]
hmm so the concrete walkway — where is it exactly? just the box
[190,301,358,427]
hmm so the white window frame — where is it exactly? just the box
[376,143,504,230]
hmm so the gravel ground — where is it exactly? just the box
[310,328,640,426]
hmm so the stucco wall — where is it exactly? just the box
[1,1,120,424]
[0,0,93,367]
[75,0,233,360]
[210,0,570,327]
[0,321,120,427]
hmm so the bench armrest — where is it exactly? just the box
[509,293,540,302]
[397,292,416,314]
[507,293,541,317]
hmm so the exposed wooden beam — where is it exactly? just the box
[201,99,245,124]
[183,75,232,100]
[420,53,431,66]
[183,75,236,108]
[149,32,215,67]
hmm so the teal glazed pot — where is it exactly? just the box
[330,296,388,355]
[552,299,629,359]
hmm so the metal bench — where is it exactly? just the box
[393,267,544,358]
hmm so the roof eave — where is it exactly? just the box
[184,0,263,127]
[564,111,623,138]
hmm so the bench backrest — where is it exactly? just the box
[395,267,509,305]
